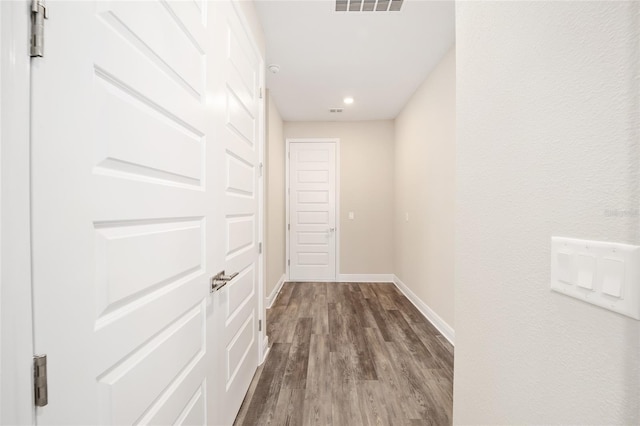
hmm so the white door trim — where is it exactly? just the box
[285,138,340,282]
[0,1,34,424]
[257,60,267,363]
[256,62,267,362]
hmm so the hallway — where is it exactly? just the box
[3,1,639,424]
[234,282,454,425]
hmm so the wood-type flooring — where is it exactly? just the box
[234,282,454,426]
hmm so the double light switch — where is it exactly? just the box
[551,237,640,319]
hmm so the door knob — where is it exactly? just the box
[210,270,239,293]
[329,227,335,232]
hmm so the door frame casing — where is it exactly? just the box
[256,60,267,362]
[257,66,267,361]
[0,1,35,424]
[285,138,340,282]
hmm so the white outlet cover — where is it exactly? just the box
[551,237,640,320]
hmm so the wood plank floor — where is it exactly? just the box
[234,282,454,426]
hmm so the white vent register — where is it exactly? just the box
[336,0,403,12]
[551,237,640,319]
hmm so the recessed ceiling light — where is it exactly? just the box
[343,97,354,105]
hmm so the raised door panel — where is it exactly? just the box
[31,2,211,424]
[206,2,262,424]
[221,12,259,415]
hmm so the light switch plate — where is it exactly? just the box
[551,237,640,320]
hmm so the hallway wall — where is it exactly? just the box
[455,2,640,423]
[284,121,395,276]
[394,47,456,331]
[265,92,286,297]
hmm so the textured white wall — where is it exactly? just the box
[454,1,640,424]
[394,47,456,328]
[284,121,395,275]
[265,92,285,296]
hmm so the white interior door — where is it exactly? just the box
[207,1,262,424]
[288,141,337,281]
[30,1,261,424]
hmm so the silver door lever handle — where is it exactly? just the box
[211,270,239,293]
[329,227,335,232]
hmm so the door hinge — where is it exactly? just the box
[287,223,290,231]
[33,355,48,407]
[259,162,263,177]
[258,242,262,254]
[258,319,262,331]
[259,87,263,99]
[288,151,290,159]
[287,259,290,266]
[30,0,48,58]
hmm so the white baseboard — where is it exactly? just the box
[393,275,455,345]
[336,274,394,283]
[261,336,270,364]
[266,274,286,309]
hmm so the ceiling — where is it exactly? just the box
[254,0,455,122]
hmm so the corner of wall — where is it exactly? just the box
[392,45,456,331]
[265,93,286,299]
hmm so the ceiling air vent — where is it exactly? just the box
[336,0,403,12]
[329,108,344,113]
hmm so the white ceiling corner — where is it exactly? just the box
[254,0,455,122]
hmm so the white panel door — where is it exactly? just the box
[30,1,261,424]
[289,142,337,281]
[207,1,262,424]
